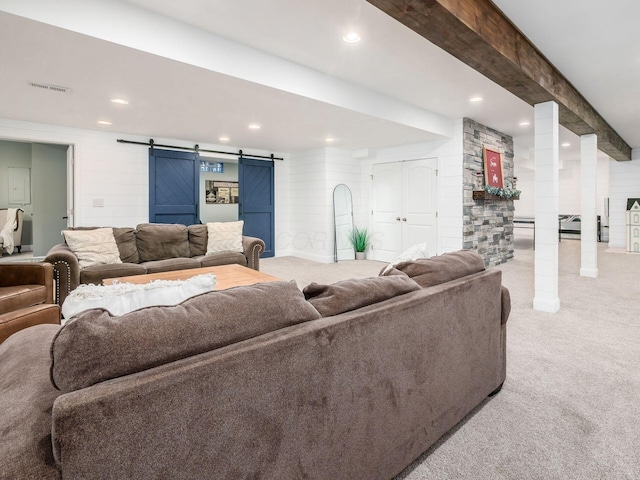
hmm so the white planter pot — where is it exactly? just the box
[355,252,365,260]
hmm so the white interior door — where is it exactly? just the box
[402,159,438,256]
[372,159,438,262]
[372,163,403,262]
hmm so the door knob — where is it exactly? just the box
[402,217,407,222]
[396,217,401,221]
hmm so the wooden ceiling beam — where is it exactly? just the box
[366,0,631,161]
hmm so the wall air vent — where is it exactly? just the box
[28,81,72,94]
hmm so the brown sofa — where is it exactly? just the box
[0,251,510,480]
[0,263,60,344]
[44,223,266,305]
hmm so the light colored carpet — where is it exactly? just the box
[262,241,640,480]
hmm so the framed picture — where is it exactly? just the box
[483,147,504,188]
[205,180,239,204]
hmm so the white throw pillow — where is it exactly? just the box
[61,273,217,319]
[381,242,431,275]
[206,221,244,255]
[63,228,122,269]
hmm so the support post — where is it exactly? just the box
[533,102,560,313]
[580,134,599,277]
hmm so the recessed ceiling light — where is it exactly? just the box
[325,137,335,143]
[469,96,483,103]
[97,120,112,125]
[519,121,530,127]
[561,142,571,147]
[342,32,361,43]
[248,124,261,130]
[218,136,230,142]
[110,98,129,105]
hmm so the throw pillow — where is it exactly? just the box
[382,249,485,288]
[63,228,122,269]
[206,221,244,255]
[135,223,190,262]
[379,241,431,275]
[60,273,217,319]
[303,275,421,317]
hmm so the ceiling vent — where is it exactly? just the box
[28,81,72,94]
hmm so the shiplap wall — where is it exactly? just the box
[0,118,286,228]
[285,148,363,262]
[609,152,640,248]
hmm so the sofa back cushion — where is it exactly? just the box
[303,275,421,317]
[187,224,208,257]
[135,223,190,262]
[50,281,321,392]
[382,250,485,287]
[113,227,139,263]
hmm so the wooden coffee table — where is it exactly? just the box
[103,264,281,291]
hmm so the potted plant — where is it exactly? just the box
[350,226,370,260]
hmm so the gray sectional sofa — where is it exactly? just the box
[44,223,265,305]
[0,250,510,480]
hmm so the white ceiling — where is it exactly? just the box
[1,0,638,161]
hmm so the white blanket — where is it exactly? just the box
[0,208,17,255]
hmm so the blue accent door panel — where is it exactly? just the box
[239,158,274,257]
[149,149,199,224]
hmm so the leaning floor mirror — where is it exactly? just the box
[333,184,355,261]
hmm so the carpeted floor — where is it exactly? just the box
[262,240,640,480]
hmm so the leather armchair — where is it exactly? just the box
[0,262,60,344]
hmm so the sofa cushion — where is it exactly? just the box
[136,223,190,262]
[206,221,244,255]
[113,227,139,263]
[142,257,201,274]
[0,285,48,312]
[0,324,62,480]
[196,252,247,268]
[303,276,421,317]
[188,224,208,257]
[80,263,147,286]
[63,228,122,269]
[381,250,485,288]
[50,281,322,392]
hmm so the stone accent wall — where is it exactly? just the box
[463,118,515,266]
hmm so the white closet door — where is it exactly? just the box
[402,159,438,257]
[372,159,438,262]
[372,162,402,262]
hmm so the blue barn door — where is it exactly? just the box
[149,148,199,224]
[238,158,274,257]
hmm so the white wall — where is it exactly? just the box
[0,117,285,228]
[609,150,640,248]
[361,120,464,255]
[514,155,610,220]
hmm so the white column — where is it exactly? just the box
[580,134,599,277]
[533,102,560,313]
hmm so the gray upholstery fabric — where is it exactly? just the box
[135,223,190,262]
[303,275,421,317]
[80,263,147,285]
[383,250,486,287]
[112,227,139,263]
[50,270,506,479]
[196,252,247,268]
[501,286,511,325]
[141,257,201,274]
[187,224,207,257]
[0,325,62,480]
[50,281,321,392]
